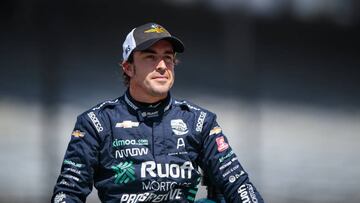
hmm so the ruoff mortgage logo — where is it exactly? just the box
[112,161,136,184]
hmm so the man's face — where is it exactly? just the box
[124,40,176,101]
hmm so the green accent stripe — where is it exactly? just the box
[189,189,198,195]
[187,196,195,201]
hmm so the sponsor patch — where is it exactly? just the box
[141,111,159,118]
[210,126,222,135]
[64,167,81,175]
[196,112,207,132]
[112,161,136,184]
[71,130,85,138]
[219,156,238,171]
[116,121,139,128]
[63,159,83,168]
[247,184,259,203]
[229,170,245,183]
[113,139,148,147]
[171,119,189,135]
[54,192,66,203]
[87,112,103,132]
[141,161,194,179]
[59,179,75,187]
[120,189,183,203]
[238,184,258,203]
[219,150,234,163]
[142,180,191,192]
[115,148,149,159]
[61,174,80,182]
[216,136,229,152]
[222,164,240,178]
[168,151,188,156]
[219,161,232,170]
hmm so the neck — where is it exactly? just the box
[128,87,168,104]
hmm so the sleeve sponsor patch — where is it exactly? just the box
[195,111,207,132]
[216,136,229,152]
[87,111,103,132]
[71,130,85,138]
[209,126,222,135]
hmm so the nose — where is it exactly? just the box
[156,59,167,73]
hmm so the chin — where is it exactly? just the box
[149,85,172,96]
[151,88,170,96]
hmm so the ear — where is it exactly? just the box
[122,61,135,77]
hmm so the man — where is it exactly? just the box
[52,22,264,203]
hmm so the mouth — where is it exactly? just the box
[153,76,168,80]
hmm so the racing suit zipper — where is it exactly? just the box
[152,121,156,159]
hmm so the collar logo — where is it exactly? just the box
[171,119,188,136]
[116,121,139,128]
[144,24,167,34]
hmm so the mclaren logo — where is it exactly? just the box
[116,121,139,128]
[144,24,167,34]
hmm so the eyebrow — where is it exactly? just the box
[141,49,174,55]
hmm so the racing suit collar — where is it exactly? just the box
[124,89,172,121]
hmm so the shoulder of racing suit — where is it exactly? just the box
[78,97,218,139]
[173,99,217,136]
[77,97,122,136]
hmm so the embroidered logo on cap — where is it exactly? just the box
[144,24,167,34]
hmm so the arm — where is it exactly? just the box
[198,114,264,203]
[52,114,100,203]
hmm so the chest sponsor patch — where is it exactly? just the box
[216,136,229,152]
[171,119,188,135]
[116,121,139,128]
[112,161,136,184]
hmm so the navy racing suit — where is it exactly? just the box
[52,90,264,203]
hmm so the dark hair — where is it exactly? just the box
[121,53,134,87]
[120,52,180,87]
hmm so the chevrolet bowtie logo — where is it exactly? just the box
[116,121,139,128]
[71,130,85,138]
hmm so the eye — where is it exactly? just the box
[145,55,156,60]
[164,55,174,63]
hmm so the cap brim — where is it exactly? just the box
[134,36,184,53]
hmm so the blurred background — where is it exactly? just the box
[1,0,359,202]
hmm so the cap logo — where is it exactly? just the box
[144,24,167,34]
[125,45,131,54]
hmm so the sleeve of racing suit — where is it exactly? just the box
[52,114,100,203]
[198,114,264,203]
